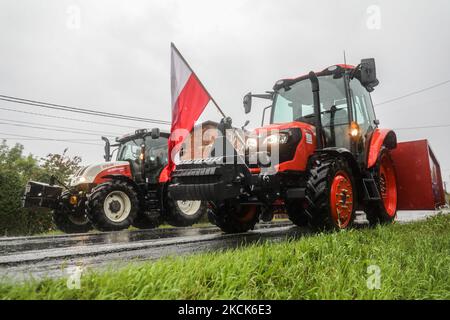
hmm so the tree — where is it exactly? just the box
[0,140,82,236]
[38,148,82,184]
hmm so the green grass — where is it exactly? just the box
[1,214,449,300]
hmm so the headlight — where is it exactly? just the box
[263,133,289,145]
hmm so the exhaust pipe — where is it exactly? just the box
[309,71,323,150]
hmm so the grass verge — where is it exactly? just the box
[1,214,449,300]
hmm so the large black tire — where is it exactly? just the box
[305,157,357,231]
[53,192,93,234]
[208,200,259,233]
[86,180,138,231]
[132,214,160,229]
[286,200,309,227]
[364,148,398,226]
[165,199,207,227]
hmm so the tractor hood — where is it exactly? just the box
[249,121,317,143]
[245,121,317,173]
[70,161,132,187]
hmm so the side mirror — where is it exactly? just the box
[151,128,160,139]
[360,58,379,91]
[243,92,252,114]
[102,136,111,162]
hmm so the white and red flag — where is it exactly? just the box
[168,43,211,172]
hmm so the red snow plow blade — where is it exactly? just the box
[391,140,446,210]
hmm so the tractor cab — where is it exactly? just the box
[115,129,169,184]
[244,59,380,165]
[103,129,170,184]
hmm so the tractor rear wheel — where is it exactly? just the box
[365,148,398,225]
[165,199,207,227]
[86,180,138,231]
[305,157,356,231]
[53,191,93,234]
[209,200,259,233]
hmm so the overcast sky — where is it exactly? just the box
[0,0,449,185]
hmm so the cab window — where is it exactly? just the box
[350,79,376,135]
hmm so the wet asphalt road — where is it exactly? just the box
[0,210,446,281]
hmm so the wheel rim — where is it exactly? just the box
[103,191,131,223]
[330,170,353,229]
[379,153,397,217]
[176,200,201,216]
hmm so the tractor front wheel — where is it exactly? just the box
[165,199,207,227]
[286,200,309,227]
[365,148,398,225]
[209,200,259,233]
[305,157,356,231]
[86,181,138,231]
[53,192,93,234]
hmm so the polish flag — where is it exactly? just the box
[168,43,211,172]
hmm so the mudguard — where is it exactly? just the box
[366,129,397,168]
[316,147,360,175]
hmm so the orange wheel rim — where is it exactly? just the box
[379,154,397,217]
[330,171,353,228]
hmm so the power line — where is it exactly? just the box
[375,79,450,107]
[0,94,171,125]
[0,132,102,146]
[1,137,98,141]
[0,118,122,136]
[394,124,450,130]
[0,106,138,130]
[0,121,117,137]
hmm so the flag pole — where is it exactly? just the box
[171,43,227,119]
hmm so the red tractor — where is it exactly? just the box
[23,128,207,233]
[168,59,408,232]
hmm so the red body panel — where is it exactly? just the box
[391,140,446,210]
[367,128,396,168]
[255,121,317,172]
[94,164,132,184]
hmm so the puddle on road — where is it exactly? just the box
[0,222,291,255]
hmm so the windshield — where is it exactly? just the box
[272,75,348,126]
[117,139,143,162]
[117,137,169,166]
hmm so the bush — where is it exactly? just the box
[0,141,80,236]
